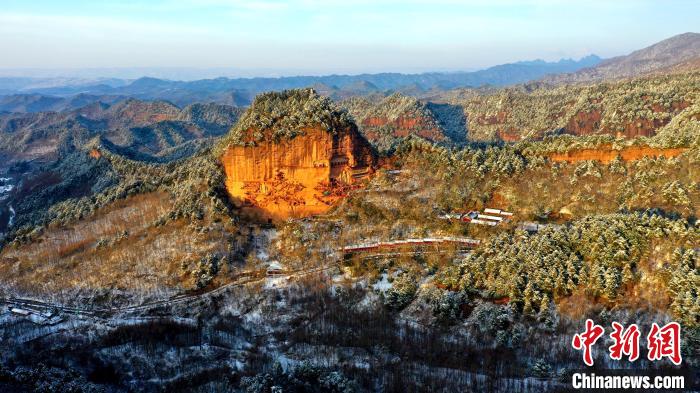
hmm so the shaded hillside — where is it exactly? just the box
[76,98,181,129]
[0,98,242,241]
[342,93,466,151]
[443,71,700,142]
[425,102,469,145]
[0,142,238,301]
[653,55,700,75]
[0,149,118,234]
[178,102,245,133]
[546,32,700,83]
[0,99,242,163]
[311,81,382,100]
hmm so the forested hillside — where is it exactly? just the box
[440,71,700,142]
[0,76,697,392]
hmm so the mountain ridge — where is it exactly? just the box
[544,32,700,83]
[0,55,602,106]
[0,98,243,164]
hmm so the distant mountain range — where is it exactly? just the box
[0,33,700,123]
[0,55,601,108]
[3,33,700,112]
[0,93,126,113]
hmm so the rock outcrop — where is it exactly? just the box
[342,94,452,151]
[548,145,687,164]
[219,89,375,219]
[459,72,697,142]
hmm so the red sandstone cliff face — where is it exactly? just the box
[478,107,686,141]
[619,118,669,138]
[548,145,687,164]
[220,126,375,219]
[565,111,602,136]
[563,110,671,138]
[342,95,448,147]
[474,111,508,126]
[497,127,521,142]
[464,93,692,142]
[561,101,690,138]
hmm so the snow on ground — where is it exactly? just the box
[106,316,198,327]
[0,178,13,204]
[0,178,12,192]
[255,228,278,261]
[418,275,434,288]
[273,352,299,371]
[352,291,382,313]
[264,276,289,289]
[10,318,91,344]
[372,273,393,293]
[230,359,245,371]
[4,201,15,229]
[285,343,373,370]
[268,261,283,270]
[331,273,346,283]
[243,309,263,324]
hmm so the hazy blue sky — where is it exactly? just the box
[0,0,698,78]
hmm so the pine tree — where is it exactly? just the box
[523,281,535,316]
[621,263,634,287]
[604,267,622,299]
[538,294,550,317]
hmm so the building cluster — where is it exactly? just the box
[439,208,514,226]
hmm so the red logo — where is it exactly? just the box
[572,319,605,366]
[572,320,682,366]
[647,322,682,365]
[609,322,640,362]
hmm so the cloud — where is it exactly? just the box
[0,12,209,38]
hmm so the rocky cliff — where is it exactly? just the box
[219,89,375,219]
[341,93,462,152]
[548,145,687,164]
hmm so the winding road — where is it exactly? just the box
[1,265,337,320]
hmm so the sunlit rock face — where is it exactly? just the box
[219,90,375,219]
[548,145,687,163]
